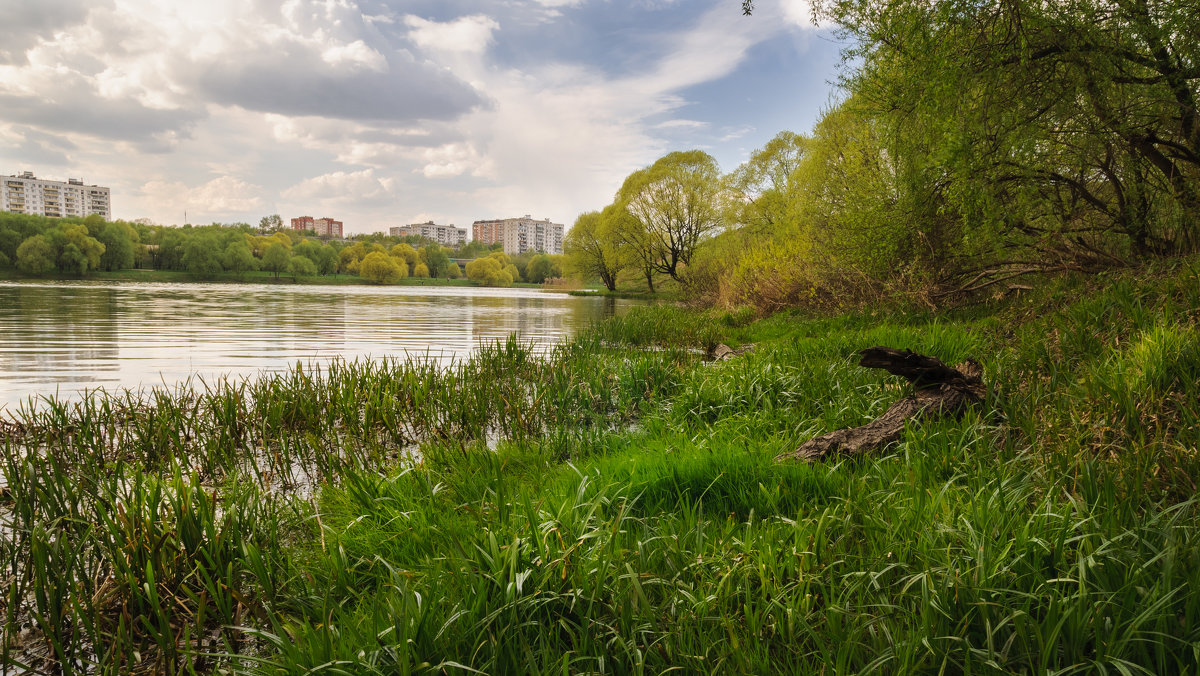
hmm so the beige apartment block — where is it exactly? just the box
[471,215,563,255]
[2,171,111,220]
[390,221,467,247]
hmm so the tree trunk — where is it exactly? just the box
[776,347,985,462]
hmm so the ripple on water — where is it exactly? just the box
[0,280,634,408]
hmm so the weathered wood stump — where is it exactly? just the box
[776,347,986,462]
[706,343,755,362]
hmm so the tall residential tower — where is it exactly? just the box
[390,221,467,247]
[471,215,563,255]
[2,172,111,219]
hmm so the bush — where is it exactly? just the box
[359,251,402,284]
[465,257,514,287]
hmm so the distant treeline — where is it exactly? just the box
[567,0,1200,310]
[0,213,565,285]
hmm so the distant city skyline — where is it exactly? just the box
[0,0,843,234]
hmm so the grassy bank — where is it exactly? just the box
[2,260,1200,673]
[0,269,546,289]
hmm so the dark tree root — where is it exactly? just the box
[776,347,985,462]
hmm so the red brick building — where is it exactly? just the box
[291,216,343,238]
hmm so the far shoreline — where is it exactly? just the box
[0,267,567,291]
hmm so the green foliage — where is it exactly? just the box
[617,150,726,283]
[818,0,1200,265]
[411,262,430,278]
[16,234,54,274]
[58,243,89,276]
[502,262,521,283]
[359,251,402,284]
[422,244,450,277]
[6,264,1200,673]
[390,243,418,273]
[96,222,138,271]
[525,253,563,284]
[182,232,225,277]
[49,224,105,274]
[287,254,318,281]
[223,239,258,276]
[259,213,284,231]
[564,210,624,291]
[465,256,514,286]
[261,242,291,279]
[725,130,807,233]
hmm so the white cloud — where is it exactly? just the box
[719,125,755,142]
[1,0,833,234]
[321,40,387,71]
[779,0,818,28]
[405,15,500,54]
[656,119,709,130]
[140,176,265,216]
[282,169,396,204]
[418,143,489,178]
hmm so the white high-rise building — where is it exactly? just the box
[2,171,111,220]
[472,215,564,255]
[390,221,467,247]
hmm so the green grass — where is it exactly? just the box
[3,259,1200,673]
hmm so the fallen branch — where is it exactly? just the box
[776,347,985,462]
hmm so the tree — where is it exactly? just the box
[503,263,521,283]
[564,210,624,291]
[59,243,90,276]
[259,214,284,232]
[339,243,366,274]
[49,224,105,274]
[316,244,339,275]
[814,0,1200,271]
[525,254,561,284]
[288,254,317,281]
[359,251,402,284]
[725,131,808,233]
[608,204,660,292]
[422,244,450,277]
[390,243,419,274]
[224,239,258,277]
[617,150,726,283]
[465,256,514,286]
[182,233,225,276]
[412,262,430,278]
[16,235,55,274]
[96,222,137,271]
[791,101,910,276]
[262,242,291,279]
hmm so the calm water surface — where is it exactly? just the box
[0,281,632,410]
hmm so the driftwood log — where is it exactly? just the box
[776,347,986,462]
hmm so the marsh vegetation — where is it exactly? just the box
[3,259,1199,674]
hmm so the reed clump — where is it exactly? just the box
[3,261,1200,674]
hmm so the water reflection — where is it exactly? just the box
[0,281,633,409]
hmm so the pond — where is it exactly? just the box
[0,281,632,411]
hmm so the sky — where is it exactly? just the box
[0,0,846,235]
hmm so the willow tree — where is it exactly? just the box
[813,0,1200,269]
[617,150,726,283]
[725,130,808,234]
[564,209,624,291]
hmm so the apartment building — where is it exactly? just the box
[471,215,564,255]
[389,221,467,247]
[291,216,343,238]
[1,171,111,220]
